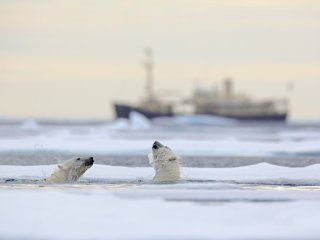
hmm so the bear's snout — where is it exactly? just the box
[85,157,94,166]
[153,141,164,150]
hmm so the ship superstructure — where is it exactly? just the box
[114,50,288,122]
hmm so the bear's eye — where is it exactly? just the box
[76,158,80,161]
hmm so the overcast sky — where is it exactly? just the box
[0,0,319,119]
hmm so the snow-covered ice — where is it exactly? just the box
[1,163,320,240]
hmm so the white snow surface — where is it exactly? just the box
[1,163,320,239]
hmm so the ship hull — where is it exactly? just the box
[114,104,287,122]
[114,104,174,119]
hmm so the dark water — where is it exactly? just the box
[1,151,320,167]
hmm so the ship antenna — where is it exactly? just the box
[144,48,154,101]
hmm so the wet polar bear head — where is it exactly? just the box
[148,141,180,182]
[46,157,94,183]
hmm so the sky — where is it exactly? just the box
[0,0,319,119]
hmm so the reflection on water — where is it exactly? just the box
[1,178,320,191]
[0,183,136,190]
[243,184,320,191]
[1,178,320,207]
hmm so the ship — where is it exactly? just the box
[114,49,289,122]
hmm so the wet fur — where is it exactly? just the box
[46,157,93,183]
[149,144,180,182]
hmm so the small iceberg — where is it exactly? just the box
[100,111,151,131]
[129,111,151,130]
[20,119,40,130]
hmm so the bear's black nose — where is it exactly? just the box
[89,157,94,163]
[152,141,164,150]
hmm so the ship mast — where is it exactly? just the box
[143,48,154,101]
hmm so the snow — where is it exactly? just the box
[1,190,320,240]
[1,132,320,156]
[1,164,320,239]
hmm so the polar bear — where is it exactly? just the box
[148,141,180,182]
[46,157,94,182]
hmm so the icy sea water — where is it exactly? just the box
[1,117,320,239]
[1,117,320,166]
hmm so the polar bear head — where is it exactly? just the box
[148,141,180,182]
[47,157,94,183]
